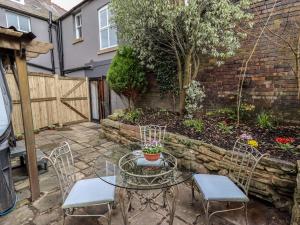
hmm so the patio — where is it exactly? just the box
[0,122,290,225]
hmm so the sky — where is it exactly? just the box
[51,0,84,10]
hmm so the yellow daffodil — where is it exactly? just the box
[248,139,258,148]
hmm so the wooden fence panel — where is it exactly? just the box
[6,72,90,134]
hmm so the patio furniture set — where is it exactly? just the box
[43,125,268,225]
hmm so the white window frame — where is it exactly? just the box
[98,5,118,50]
[5,11,31,33]
[9,0,25,5]
[74,12,82,39]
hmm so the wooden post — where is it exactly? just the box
[55,74,63,127]
[15,52,40,201]
[86,77,91,122]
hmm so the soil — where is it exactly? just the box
[120,109,300,163]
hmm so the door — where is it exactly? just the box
[89,77,111,122]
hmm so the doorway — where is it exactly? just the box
[89,77,111,122]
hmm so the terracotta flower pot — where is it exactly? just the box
[143,153,160,161]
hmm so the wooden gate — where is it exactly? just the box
[7,72,90,134]
[57,76,90,126]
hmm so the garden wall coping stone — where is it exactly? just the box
[99,118,298,213]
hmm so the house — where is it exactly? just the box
[0,0,65,74]
[58,0,128,122]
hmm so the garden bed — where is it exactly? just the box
[118,108,300,163]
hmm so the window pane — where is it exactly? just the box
[76,27,82,39]
[76,15,81,26]
[19,15,30,32]
[6,13,18,29]
[100,9,107,28]
[100,28,109,49]
[109,27,117,46]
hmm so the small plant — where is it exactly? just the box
[143,145,164,154]
[247,139,259,148]
[240,133,253,141]
[185,80,206,119]
[217,121,234,134]
[275,137,295,151]
[240,103,255,120]
[183,119,204,133]
[122,108,143,123]
[257,112,273,129]
[217,107,237,120]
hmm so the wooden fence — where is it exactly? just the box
[6,72,90,134]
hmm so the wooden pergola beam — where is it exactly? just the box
[0,27,53,201]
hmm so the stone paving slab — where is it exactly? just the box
[0,122,290,225]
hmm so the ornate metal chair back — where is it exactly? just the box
[228,140,267,195]
[43,142,75,203]
[139,125,166,147]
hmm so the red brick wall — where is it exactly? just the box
[199,0,300,116]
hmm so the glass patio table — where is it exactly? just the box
[94,150,194,225]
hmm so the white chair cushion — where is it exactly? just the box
[62,176,116,209]
[193,174,249,202]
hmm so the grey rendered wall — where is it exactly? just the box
[0,7,59,74]
[61,0,116,76]
[61,0,128,112]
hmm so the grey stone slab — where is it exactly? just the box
[33,191,61,213]
[0,205,34,225]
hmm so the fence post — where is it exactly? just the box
[55,75,63,127]
[86,77,91,122]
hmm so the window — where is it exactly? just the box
[98,5,118,50]
[9,0,25,4]
[6,12,30,32]
[74,13,82,39]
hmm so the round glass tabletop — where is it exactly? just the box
[94,150,193,190]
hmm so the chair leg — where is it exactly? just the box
[245,203,248,225]
[107,203,112,225]
[191,180,195,204]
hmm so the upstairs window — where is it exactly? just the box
[9,0,25,4]
[6,12,31,32]
[74,13,82,39]
[98,5,117,50]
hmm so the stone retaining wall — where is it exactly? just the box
[291,162,300,225]
[100,118,298,212]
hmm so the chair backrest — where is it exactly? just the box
[228,140,267,195]
[43,142,75,203]
[139,125,166,147]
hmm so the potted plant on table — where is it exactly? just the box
[143,144,164,161]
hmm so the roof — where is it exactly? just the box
[0,0,66,20]
[59,0,91,20]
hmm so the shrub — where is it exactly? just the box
[122,108,143,123]
[217,121,234,134]
[257,112,273,129]
[185,81,206,118]
[183,119,204,133]
[107,46,147,109]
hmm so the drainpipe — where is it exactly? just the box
[56,19,64,76]
[48,11,55,74]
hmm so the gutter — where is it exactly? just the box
[58,0,92,20]
[63,66,93,75]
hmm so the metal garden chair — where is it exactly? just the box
[191,140,268,225]
[43,142,115,225]
[138,125,167,167]
[139,125,167,147]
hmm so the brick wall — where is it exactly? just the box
[199,0,300,116]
